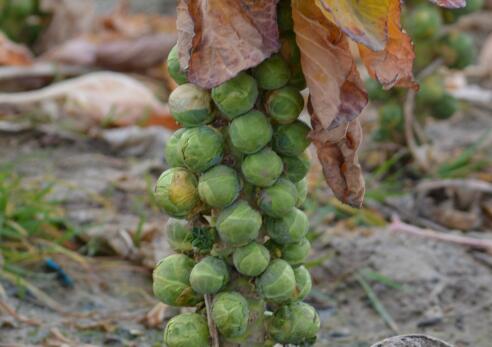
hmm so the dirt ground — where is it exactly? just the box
[1,123,491,347]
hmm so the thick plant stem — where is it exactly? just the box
[205,294,220,347]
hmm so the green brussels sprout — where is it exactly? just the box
[288,64,307,90]
[153,254,202,306]
[216,201,262,246]
[165,128,186,168]
[233,242,271,277]
[365,78,391,102]
[212,292,250,338]
[413,39,436,72]
[269,302,320,344]
[258,178,297,218]
[167,45,188,85]
[164,313,210,347]
[406,4,442,40]
[295,178,308,207]
[431,93,458,120]
[293,265,312,301]
[272,120,311,157]
[241,148,283,187]
[178,126,224,173]
[169,83,214,127]
[277,0,293,33]
[189,256,229,294]
[266,207,308,244]
[253,55,291,90]
[439,32,475,70]
[154,168,199,218]
[166,218,193,252]
[416,74,445,105]
[211,72,258,120]
[256,259,296,303]
[229,111,273,154]
[378,102,404,137]
[198,165,240,208]
[281,238,311,266]
[265,86,304,125]
[282,152,310,183]
[279,32,301,65]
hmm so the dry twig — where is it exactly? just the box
[204,294,220,347]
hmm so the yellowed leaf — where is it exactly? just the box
[315,0,390,51]
[358,0,418,90]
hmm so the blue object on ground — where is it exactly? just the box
[44,258,74,288]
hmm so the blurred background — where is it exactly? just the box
[0,0,491,346]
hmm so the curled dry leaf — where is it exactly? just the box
[0,33,33,66]
[176,0,280,89]
[427,0,466,8]
[358,0,418,90]
[0,72,174,130]
[315,0,390,52]
[292,0,366,206]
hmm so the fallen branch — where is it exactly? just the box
[0,63,92,80]
[389,215,492,254]
[204,294,220,347]
[416,178,492,195]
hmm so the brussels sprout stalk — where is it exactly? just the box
[152,2,320,346]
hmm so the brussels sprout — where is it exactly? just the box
[288,64,307,90]
[281,238,311,266]
[293,265,312,301]
[265,86,304,125]
[272,120,311,157]
[406,4,442,40]
[165,128,186,168]
[252,55,291,90]
[167,45,188,85]
[211,72,258,120]
[266,207,308,244]
[178,126,224,173]
[377,102,404,142]
[365,78,391,102]
[164,313,210,347]
[277,0,293,33]
[241,148,284,187]
[256,259,296,303]
[198,165,240,208]
[229,111,273,154]
[416,75,445,105]
[166,218,193,252]
[413,39,436,72]
[154,168,199,218]
[282,152,310,183]
[279,32,301,65]
[233,242,271,277]
[216,201,262,246]
[439,32,475,70]
[189,256,229,294]
[212,292,250,338]
[269,302,320,344]
[431,93,458,120]
[169,84,214,127]
[153,254,202,306]
[258,178,297,218]
[295,178,308,207]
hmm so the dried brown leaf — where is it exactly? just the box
[292,0,367,130]
[176,0,280,89]
[0,33,33,66]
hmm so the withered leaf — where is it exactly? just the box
[292,0,367,130]
[176,0,280,89]
[358,0,418,90]
[427,0,466,8]
[293,0,366,206]
[0,33,33,66]
[315,0,390,52]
